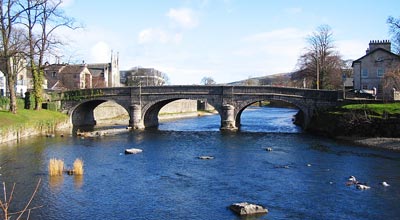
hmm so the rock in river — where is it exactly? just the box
[198,156,214,160]
[229,202,268,216]
[125,148,143,154]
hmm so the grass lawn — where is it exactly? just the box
[341,103,400,115]
[0,109,68,130]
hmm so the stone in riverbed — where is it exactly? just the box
[125,148,143,154]
[198,156,214,160]
[229,202,268,216]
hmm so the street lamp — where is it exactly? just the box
[316,57,320,90]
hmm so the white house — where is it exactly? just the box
[0,71,6,96]
[352,40,400,93]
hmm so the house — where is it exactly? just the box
[0,55,31,97]
[44,52,120,91]
[352,40,400,94]
[0,71,6,96]
[44,64,92,90]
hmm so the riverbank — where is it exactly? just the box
[0,109,70,144]
[336,136,400,152]
[302,103,400,151]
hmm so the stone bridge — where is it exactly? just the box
[57,85,340,131]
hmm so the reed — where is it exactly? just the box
[48,158,64,176]
[73,158,84,175]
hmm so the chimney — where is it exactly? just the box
[367,40,391,54]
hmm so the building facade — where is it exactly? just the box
[44,64,92,90]
[88,52,120,88]
[44,52,120,91]
[123,67,166,86]
[352,40,400,93]
[0,56,31,97]
[0,71,6,96]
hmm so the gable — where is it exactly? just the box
[352,48,400,67]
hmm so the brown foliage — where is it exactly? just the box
[382,65,400,98]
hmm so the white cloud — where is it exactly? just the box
[52,25,128,65]
[228,28,311,76]
[90,41,110,63]
[336,40,366,60]
[167,8,198,29]
[138,28,182,44]
[60,0,74,8]
[237,28,308,59]
[243,28,308,42]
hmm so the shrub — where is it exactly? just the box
[48,158,65,176]
[73,158,84,175]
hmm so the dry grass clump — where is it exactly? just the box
[48,158,64,176]
[73,158,84,175]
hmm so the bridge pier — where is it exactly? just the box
[220,104,238,131]
[129,104,144,129]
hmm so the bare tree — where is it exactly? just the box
[0,0,27,114]
[382,64,400,99]
[21,0,77,110]
[0,179,41,220]
[387,16,400,54]
[200,76,216,85]
[294,25,344,90]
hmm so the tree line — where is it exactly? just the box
[0,0,76,114]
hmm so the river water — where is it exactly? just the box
[1,106,400,220]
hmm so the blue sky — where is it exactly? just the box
[58,0,399,84]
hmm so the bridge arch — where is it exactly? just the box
[141,97,221,129]
[233,96,313,129]
[69,99,130,128]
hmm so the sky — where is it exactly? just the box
[56,0,400,85]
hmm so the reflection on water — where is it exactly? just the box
[74,175,84,189]
[49,176,64,190]
[0,107,400,220]
[159,106,301,133]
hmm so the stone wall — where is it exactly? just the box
[159,100,198,114]
[94,101,129,120]
[0,120,71,144]
[394,91,400,101]
[93,99,202,121]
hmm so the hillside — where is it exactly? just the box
[227,72,293,86]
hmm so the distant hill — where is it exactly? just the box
[226,72,293,86]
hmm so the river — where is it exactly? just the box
[0,106,400,219]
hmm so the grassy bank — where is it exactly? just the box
[0,108,69,145]
[306,102,400,138]
[341,103,400,115]
[0,109,68,131]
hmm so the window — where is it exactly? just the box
[361,69,368,77]
[377,68,384,77]
[362,84,368,89]
[52,72,57,77]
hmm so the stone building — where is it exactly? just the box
[44,52,120,91]
[352,40,400,93]
[45,64,92,90]
[87,52,120,88]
